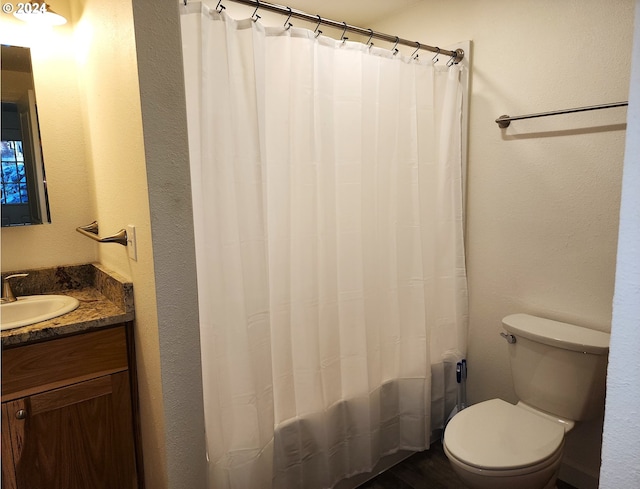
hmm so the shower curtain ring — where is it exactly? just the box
[432,47,441,64]
[446,53,456,67]
[284,7,292,30]
[411,42,421,60]
[251,0,261,21]
[340,22,348,42]
[215,0,225,13]
[366,29,374,47]
[392,37,399,55]
[314,15,322,37]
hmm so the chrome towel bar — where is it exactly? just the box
[76,221,128,246]
[496,101,628,128]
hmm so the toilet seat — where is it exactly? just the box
[443,439,564,485]
[444,399,565,471]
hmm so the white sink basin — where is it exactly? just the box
[1,295,80,331]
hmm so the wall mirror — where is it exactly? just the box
[1,44,51,226]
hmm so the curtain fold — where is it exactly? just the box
[181,4,468,489]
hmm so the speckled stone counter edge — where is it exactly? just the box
[1,263,134,347]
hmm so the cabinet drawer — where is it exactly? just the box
[1,327,128,401]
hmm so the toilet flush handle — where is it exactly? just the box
[500,332,517,344]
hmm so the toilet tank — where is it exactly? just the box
[502,313,610,421]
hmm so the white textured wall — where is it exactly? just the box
[371,1,634,487]
[0,10,96,270]
[600,1,640,488]
[130,0,206,487]
[67,0,170,487]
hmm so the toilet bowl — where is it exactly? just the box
[442,314,610,489]
[443,399,566,489]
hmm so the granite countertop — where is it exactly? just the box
[1,263,134,348]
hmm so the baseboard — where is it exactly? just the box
[559,460,599,489]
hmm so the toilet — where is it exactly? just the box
[443,313,610,489]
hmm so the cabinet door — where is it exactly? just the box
[2,403,18,489]
[4,372,137,489]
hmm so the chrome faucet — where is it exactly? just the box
[1,274,28,304]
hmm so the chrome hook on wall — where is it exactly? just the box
[284,6,292,30]
[314,14,322,38]
[215,0,225,13]
[411,42,421,60]
[251,0,261,21]
[391,37,399,55]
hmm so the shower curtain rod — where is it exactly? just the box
[197,0,464,63]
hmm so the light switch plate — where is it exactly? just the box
[127,225,137,261]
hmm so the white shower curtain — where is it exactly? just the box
[181,3,468,489]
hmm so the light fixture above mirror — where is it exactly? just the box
[13,3,67,26]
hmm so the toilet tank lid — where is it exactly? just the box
[502,314,610,354]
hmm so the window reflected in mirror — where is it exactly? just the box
[1,44,50,226]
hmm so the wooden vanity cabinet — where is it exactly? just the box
[1,325,142,489]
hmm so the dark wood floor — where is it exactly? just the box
[357,442,578,489]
